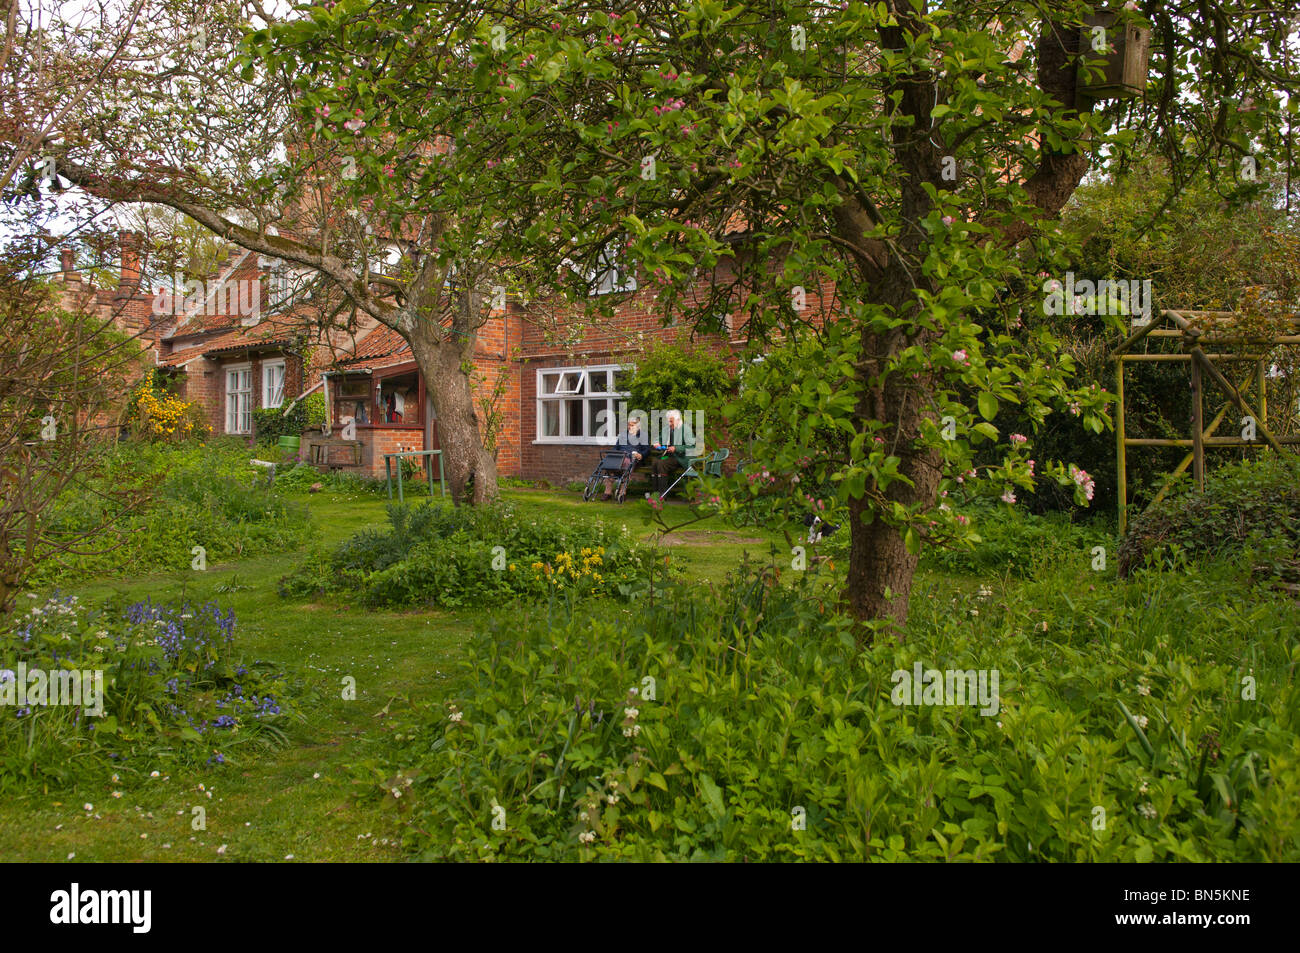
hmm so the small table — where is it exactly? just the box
[384,449,447,502]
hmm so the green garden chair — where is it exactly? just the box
[659,448,730,499]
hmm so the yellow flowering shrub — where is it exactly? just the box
[132,378,209,442]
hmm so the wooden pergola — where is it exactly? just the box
[1112,309,1300,534]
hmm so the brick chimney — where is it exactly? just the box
[116,230,141,297]
[60,247,79,283]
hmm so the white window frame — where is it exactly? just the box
[225,363,253,434]
[262,359,286,409]
[265,262,293,311]
[535,364,630,444]
[583,245,637,296]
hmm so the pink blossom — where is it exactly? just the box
[942,215,955,226]
[1001,489,1017,505]
[953,349,969,364]
[956,514,970,526]
[1010,433,1028,444]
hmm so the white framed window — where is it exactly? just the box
[264,260,297,311]
[583,245,637,296]
[536,364,631,443]
[262,360,286,409]
[225,364,252,434]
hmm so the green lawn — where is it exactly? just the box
[0,487,798,862]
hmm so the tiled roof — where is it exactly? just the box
[334,325,412,370]
[158,313,304,365]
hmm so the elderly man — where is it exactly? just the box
[650,409,692,496]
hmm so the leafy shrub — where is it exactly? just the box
[129,373,209,442]
[379,559,1299,861]
[253,392,327,446]
[923,501,1113,576]
[271,461,388,495]
[29,442,314,584]
[1118,457,1300,576]
[623,341,734,419]
[279,502,659,609]
[0,594,292,790]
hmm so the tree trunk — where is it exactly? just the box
[405,322,499,505]
[843,367,943,636]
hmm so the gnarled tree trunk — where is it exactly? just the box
[406,318,499,505]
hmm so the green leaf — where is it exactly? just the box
[977,392,999,421]
[698,772,726,819]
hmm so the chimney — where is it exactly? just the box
[116,230,141,297]
[60,247,79,282]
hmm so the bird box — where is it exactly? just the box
[1077,10,1151,101]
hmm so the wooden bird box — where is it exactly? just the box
[1077,10,1151,102]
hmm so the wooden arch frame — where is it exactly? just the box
[1111,309,1300,535]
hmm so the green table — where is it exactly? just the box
[384,449,447,502]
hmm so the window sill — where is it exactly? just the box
[532,438,618,446]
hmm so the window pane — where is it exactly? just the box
[541,373,558,395]
[588,370,611,394]
[560,371,584,394]
[542,401,560,437]
[565,399,583,436]
[612,368,631,393]
[589,400,613,439]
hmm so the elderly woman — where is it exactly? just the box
[603,414,649,500]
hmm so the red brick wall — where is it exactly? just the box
[359,425,426,479]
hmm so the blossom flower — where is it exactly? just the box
[1001,489,1017,505]
[953,349,969,364]
[1010,433,1028,444]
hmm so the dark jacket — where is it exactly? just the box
[615,426,650,460]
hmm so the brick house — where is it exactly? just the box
[56,230,837,485]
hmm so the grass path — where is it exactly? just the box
[0,488,796,861]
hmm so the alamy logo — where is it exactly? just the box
[596,405,705,454]
[152,276,260,317]
[50,883,151,933]
[1042,272,1152,320]
[891,663,1000,716]
[0,663,103,716]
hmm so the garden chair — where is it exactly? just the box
[658,448,730,499]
